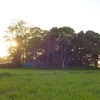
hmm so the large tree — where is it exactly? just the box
[71,30,100,67]
[57,27,75,68]
[42,29,58,66]
[42,26,76,68]
[85,30,100,67]
[4,20,31,66]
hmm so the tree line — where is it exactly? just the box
[4,20,100,68]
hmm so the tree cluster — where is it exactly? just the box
[4,20,100,68]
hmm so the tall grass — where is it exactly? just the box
[0,68,100,100]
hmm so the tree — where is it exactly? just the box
[4,20,30,66]
[42,29,58,66]
[4,18,100,68]
[85,30,100,67]
[43,26,75,68]
[57,27,76,68]
[26,27,46,66]
[26,37,42,64]
[71,30,100,67]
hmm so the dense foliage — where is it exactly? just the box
[4,20,100,68]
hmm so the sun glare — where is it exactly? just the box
[12,41,17,47]
[0,41,18,57]
[0,41,17,57]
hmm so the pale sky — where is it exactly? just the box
[0,0,100,57]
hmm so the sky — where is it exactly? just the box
[0,0,100,57]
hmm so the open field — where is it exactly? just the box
[0,68,100,100]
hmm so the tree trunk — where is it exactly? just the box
[62,61,65,68]
[94,59,98,67]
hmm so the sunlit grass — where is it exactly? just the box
[0,68,100,100]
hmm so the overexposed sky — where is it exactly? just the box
[0,0,100,57]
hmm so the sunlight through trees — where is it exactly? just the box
[3,19,100,68]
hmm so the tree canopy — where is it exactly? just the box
[4,19,100,68]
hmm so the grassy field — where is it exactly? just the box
[0,68,100,100]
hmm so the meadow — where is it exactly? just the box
[0,68,100,100]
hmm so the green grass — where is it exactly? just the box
[0,68,100,100]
